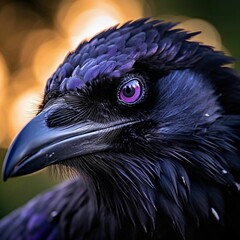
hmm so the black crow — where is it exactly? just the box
[1,18,240,240]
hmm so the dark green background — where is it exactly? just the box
[0,0,240,218]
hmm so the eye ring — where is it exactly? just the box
[117,75,146,105]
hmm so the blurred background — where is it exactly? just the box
[0,0,240,218]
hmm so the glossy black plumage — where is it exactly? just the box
[1,18,240,240]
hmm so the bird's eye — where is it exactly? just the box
[118,77,145,105]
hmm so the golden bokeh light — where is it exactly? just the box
[0,53,10,147]
[0,2,44,70]
[159,15,223,51]
[179,18,222,50]
[64,8,122,48]
[20,29,57,69]
[9,88,42,139]
[0,53,9,99]
[6,67,43,139]
[33,33,70,87]
[56,0,146,48]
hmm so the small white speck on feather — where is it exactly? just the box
[181,176,186,185]
[211,207,220,221]
[222,169,228,174]
[51,211,58,218]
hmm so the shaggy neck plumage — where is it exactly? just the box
[56,154,158,233]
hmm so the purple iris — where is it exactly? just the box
[119,79,143,104]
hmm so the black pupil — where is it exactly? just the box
[123,85,135,98]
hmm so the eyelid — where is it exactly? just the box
[121,73,145,84]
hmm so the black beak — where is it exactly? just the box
[3,105,137,180]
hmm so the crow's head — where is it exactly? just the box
[3,19,240,237]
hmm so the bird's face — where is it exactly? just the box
[3,19,240,236]
[3,19,239,195]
